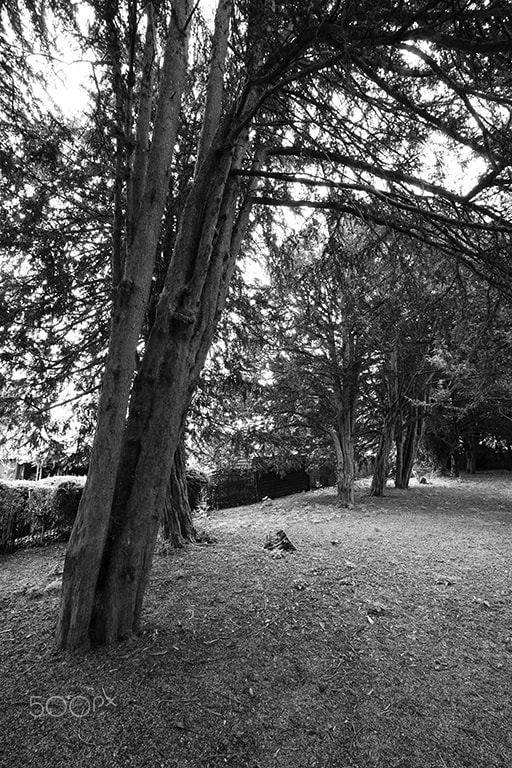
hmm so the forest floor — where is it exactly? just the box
[1,472,512,768]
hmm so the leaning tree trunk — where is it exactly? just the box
[56,0,261,650]
[92,186,247,642]
[56,2,191,652]
[163,439,196,547]
[88,118,260,645]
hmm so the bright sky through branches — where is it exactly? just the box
[37,0,216,117]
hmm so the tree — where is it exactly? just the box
[365,239,446,495]
[0,3,113,467]
[422,272,512,475]
[56,0,281,648]
[258,215,394,507]
[162,437,196,546]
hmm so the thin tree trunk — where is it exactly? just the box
[163,440,196,547]
[370,342,398,497]
[466,433,477,474]
[394,409,405,489]
[395,408,423,489]
[108,9,126,289]
[128,3,155,240]
[369,416,395,497]
[402,415,423,487]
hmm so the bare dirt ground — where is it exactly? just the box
[1,471,511,768]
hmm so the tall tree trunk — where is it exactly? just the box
[56,0,269,649]
[402,414,423,486]
[369,416,395,497]
[331,425,355,508]
[88,113,261,645]
[56,2,192,651]
[466,433,477,474]
[394,409,406,489]
[395,408,424,489]
[329,327,359,508]
[90,200,245,642]
[163,439,196,547]
[370,341,398,497]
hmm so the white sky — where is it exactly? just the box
[40,0,217,117]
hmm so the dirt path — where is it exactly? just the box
[1,472,511,767]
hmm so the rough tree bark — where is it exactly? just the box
[332,424,356,508]
[163,439,196,547]
[395,406,424,489]
[369,415,396,497]
[370,344,398,498]
[91,130,258,644]
[330,328,359,508]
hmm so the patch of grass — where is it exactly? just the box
[1,473,511,767]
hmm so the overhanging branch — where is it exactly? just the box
[251,193,512,298]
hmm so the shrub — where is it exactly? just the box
[0,481,30,553]
[0,470,209,553]
[0,476,85,553]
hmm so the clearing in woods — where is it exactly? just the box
[0,472,511,767]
